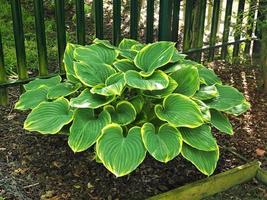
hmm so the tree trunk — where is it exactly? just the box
[262,23,267,93]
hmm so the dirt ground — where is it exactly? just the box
[0,62,266,199]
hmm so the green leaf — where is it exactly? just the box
[171,65,200,96]
[197,66,222,85]
[155,94,204,128]
[131,43,145,51]
[63,43,80,83]
[143,76,178,98]
[74,61,116,87]
[15,87,48,110]
[118,49,137,60]
[129,95,145,114]
[193,85,218,100]
[104,101,136,125]
[119,38,140,49]
[74,46,104,63]
[24,98,73,134]
[70,89,115,109]
[181,143,219,176]
[193,99,211,122]
[47,82,80,99]
[206,85,245,111]
[180,125,218,151]
[125,70,169,90]
[141,123,182,163]
[85,44,118,64]
[224,100,250,116]
[113,59,139,72]
[68,109,111,152]
[24,76,61,91]
[91,72,126,96]
[164,59,200,74]
[170,49,187,63]
[96,124,146,177]
[134,41,175,76]
[210,109,233,135]
[93,38,116,49]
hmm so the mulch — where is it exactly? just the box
[0,61,266,200]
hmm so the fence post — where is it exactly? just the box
[158,0,172,41]
[0,31,8,105]
[33,0,48,76]
[130,0,139,40]
[171,0,181,43]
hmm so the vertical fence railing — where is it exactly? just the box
[208,0,221,61]
[113,0,121,45]
[94,0,104,39]
[233,0,245,57]
[221,0,234,60]
[0,31,8,105]
[75,0,85,45]
[158,0,172,41]
[55,0,66,72]
[11,0,28,81]
[146,0,154,43]
[130,0,139,40]
[171,0,181,43]
[33,0,48,76]
[0,0,262,105]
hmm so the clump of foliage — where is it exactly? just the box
[15,38,250,177]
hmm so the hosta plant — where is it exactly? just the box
[15,38,250,177]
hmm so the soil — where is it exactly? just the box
[0,62,267,200]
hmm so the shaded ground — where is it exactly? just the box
[0,62,266,199]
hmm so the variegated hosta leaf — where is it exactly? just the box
[224,100,250,116]
[170,66,200,96]
[181,143,219,176]
[155,94,204,128]
[131,43,145,51]
[91,72,126,96]
[74,46,104,63]
[24,98,73,134]
[63,43,80,83]
[210,109,233,135]
[85,44,118,64]
[193,99,211,122]
[113,59,139,72]
[193,85,218,100]
[96,124,146,177]
[93,38,116,49]
[206,85,245,111]
[180,125,218,151]
[118,49,137,61]
[47,82,80,99]
[104,101,136,125]
[134,41,175,76]
[70,89,115,109]
[125,70,169,90]
[74,61,116,87]
[68,109,111,152]
[129,95,145,114]
[24,76,61,91]
[119,38,141,50]
[15,87,48,110]
[170,49,187,63]
[141,123,182,163]
[197,65,222,85]
[143,77,178,99]
[164,59,201,74]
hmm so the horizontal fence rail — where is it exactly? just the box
[0,0,262,105]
